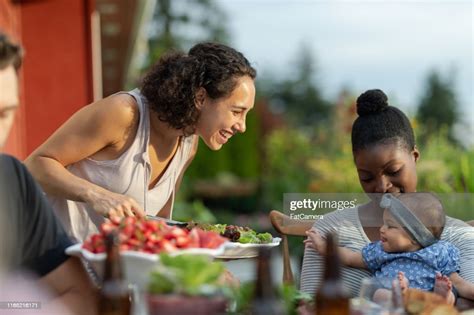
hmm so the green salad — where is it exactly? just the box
[186,223,273,244]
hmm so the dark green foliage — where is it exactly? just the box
[264,45,331,127]
[147,0,230,67]
[416,70,460,144]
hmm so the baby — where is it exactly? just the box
[305,193,474,304]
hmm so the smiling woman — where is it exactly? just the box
[25,42,257,243]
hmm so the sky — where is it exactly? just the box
[216,0,473,145]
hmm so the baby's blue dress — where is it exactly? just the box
[362,240,460,291]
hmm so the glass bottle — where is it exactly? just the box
[315,231,350,315]
[98,231,131,315]
[249,247,285,315]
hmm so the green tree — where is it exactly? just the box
[416,70,460,144]
[265,44,331,127]
[147,0,229,64]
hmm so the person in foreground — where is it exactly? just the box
[0,32,97,314]
[299,89,474,308]
[25,42,257,242]
[306,192,474,305]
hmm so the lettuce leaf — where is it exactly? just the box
[238,231,261,244]
[148,254,226,296]
[237,229,273,244]
[256,232,273,244]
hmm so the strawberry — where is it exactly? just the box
[134,229,145,242]
[84,217,227,254]
[100,222,116,235]
[126,238,141,249]
[118,232,129,243]
[160,239,177,252]
[196,229,227,249]
[144,220,160,232]
[83,241,93,252]
[175,236,190,248]
[121,224,134,238]
[187,228,201,248]
[122,216,136,227]
[119,244,131,251]
[90,234,103,248]
[148,233,162,243]
[95,245,106,253]
[170,227,187,238]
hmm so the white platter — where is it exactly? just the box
[216,237,281,259]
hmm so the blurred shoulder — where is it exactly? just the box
[0,153,19,166]
[313,206,359,230]
[445,216,471,228]
[442,216,474,244]
[0,154,27,176]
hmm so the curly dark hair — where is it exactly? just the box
[141,42,257,136]
[351,89,415,152]
[0,33,23,71]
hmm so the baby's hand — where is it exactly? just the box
[304,228,326,255]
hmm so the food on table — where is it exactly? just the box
[82,217,227,254]
[186,222,273,244]
[403,288,459,315]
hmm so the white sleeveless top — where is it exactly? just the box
[48,89,196,242]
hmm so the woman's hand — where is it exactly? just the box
[304,228,326,255]
[85,187,145,218]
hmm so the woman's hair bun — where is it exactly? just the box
[356,89,389,116]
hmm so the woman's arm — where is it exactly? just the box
[443,219,474,308]
[40,257,98,315]
[25,94,144,218]
[450,272,474,300]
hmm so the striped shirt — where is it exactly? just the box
[299,206,474,297]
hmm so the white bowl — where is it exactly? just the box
[66,243,228,289]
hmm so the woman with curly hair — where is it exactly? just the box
[26,42,256,242]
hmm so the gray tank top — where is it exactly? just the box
[48,89,196,242]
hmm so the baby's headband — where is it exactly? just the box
[380,193,437,248]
